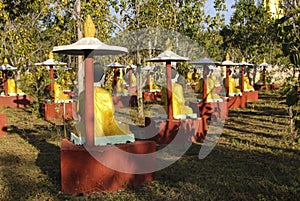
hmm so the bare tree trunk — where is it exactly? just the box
[135,2,144,124]
[288,106,296,135]
[76,0,84,96]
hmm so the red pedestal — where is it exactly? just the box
[144,117,204,144]
[143,92,155,102]
[113,95,137,108]
[227,95,247,110]
[243,91,259,102]
[0,114,7,137]
[0,95,30,108]
[189,101,228,120]
[61,139,156,194]
[44,101,74,120]
[143,91,161,102]
[254,84,276,90]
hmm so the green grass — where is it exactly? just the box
[0,90,299,201]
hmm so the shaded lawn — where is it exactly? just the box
[0,90,299,201]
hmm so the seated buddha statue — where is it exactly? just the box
[227,69,242,96]
[116,69,128,95]
[73,66,133,144]
[187,72,193,83]
[240,70,254,92]
[149,74,160,92]
[195,65,223,102]
[161,69,194,119]
[7,71,24,95]
[53,74,71,102]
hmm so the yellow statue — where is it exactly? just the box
[192,68,200,82]
[7,72,23,94]
[240,72,254,92]
[116,69,128,95]
[74,68,131,138]
[161,70,193,118]
[7,78,23,94]
[54,82,70,101]
[195,65,222,102]
[187,72,193,83]
[150,76,160,91]
[226,69,242,96]
[94,87,131,136]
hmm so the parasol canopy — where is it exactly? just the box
[218,53,239,66]
[189,57,217,65]
[34,52,68,70]
[258,58,270,67]
[53,16,128,56]
[238,57,254,67]
[106,61,126,68]
[146,39,189,62]
[0,58,17,70]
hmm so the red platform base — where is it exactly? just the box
[227,95,247,110]
[61,139,156,194]
[189,101,228,120]
[243,91,259,102]
[113,95,137,108]
[0,114,7,137]
[144,117,204,144]
[143,91,161,102]
[0,95,30,108]
[254,84,276,90]
[44,102,74,120]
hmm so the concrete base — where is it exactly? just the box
[227,95,247,110]
[144,117,204,144]
[0,114,7,137]
[44,101,74,120]
[61,139,156,194]
[113,95,137,108]
[0,95,30,108]
[243,91,259,102]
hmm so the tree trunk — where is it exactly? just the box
[76,0,84,96]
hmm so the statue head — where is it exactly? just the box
[94,61,104,83]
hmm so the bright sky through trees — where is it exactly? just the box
[205,0,235,24]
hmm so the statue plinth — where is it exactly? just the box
[0,114,7,137]
[43,100,74,120]
[0,94,30,108]
[60,139,156,194]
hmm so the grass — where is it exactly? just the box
[0,90,299,201]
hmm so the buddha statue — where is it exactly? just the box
[116,69,128,95]
[53,74,71,101]
[240,70,254,92]
[161,69,194,119]
[192,68,200,82]
[7,71,24,95]
[149,73,160,91]
[195,65,223,102]
[226,69,242,96]
[74,66,132,139]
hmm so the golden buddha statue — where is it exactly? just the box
[226,69,242,96]
[53,74,71,101]
[240,70,254,92]
[74,66,131,139]
[187,72,193,83]
[7,71,23,95]
[116,69,128,95]
[195,65,222,102]
[149,75,160,91]
[161,70,194,119]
